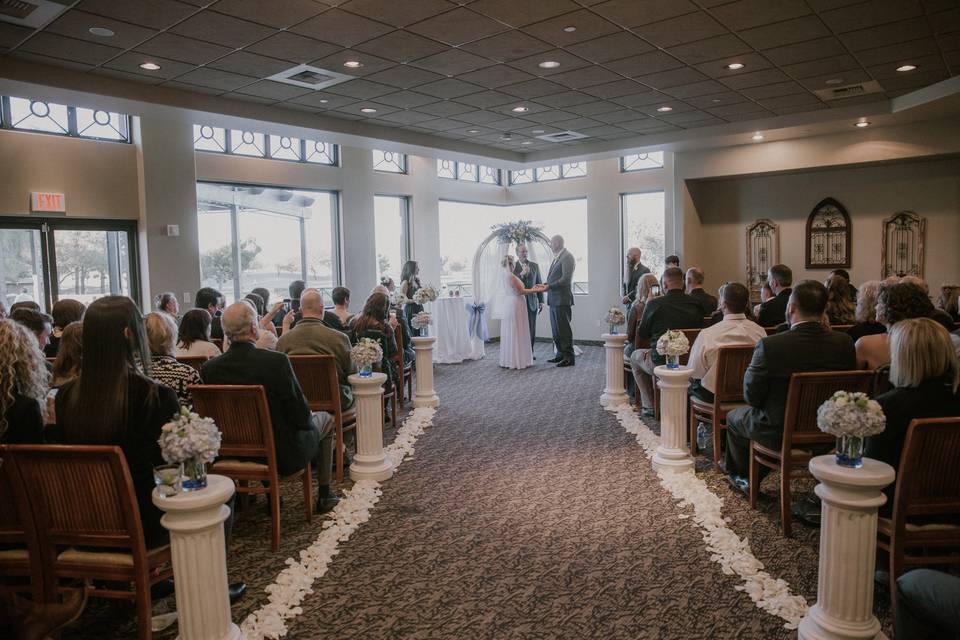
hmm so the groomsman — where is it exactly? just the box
[513,243,543,352]
[622,247,651,305]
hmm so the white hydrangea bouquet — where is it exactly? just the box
[411,311,432,335]
[816,391,886,468]
[656,329,689,369]
[158,406,221,491]
[603,307,626,334]
[351,337,383,377]
[412,286,438,305]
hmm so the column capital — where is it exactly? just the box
[601,333,629,345]
[412,336,437,349]
[348,372,387,395]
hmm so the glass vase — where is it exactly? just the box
[666,354,680,369]
[609,323,618,335]
[420,325,430,338]
[359,362,373,377]
[835,434,865,468]
[181,458,207,491]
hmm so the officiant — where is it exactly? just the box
[513,243,543,352]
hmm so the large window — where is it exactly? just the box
[509,162,587,185]
[193,125,338,166]
[197,183,339,304]
[1,95,130,142]
[621,192,666,277]
[374,196,409,285]
[438,199,589,295]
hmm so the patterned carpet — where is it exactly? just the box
[63,343,893,639]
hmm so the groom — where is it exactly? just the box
[537,234,576,367]
[513,243,543,353]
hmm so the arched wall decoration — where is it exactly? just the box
[745,219,780,303]
[805,198,851,269]
[881,210,925,279]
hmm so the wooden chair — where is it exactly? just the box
[4,445,172,640]
[688,344,755,468]
[189,385,312,552]
[0,448,45,601]
[392,321,413,407]
[211,337,224,351]
[176,355,209,373]
[876,417,960,611]
[749,370,874,537]
[653,327,701,420]
[288,355,358,483]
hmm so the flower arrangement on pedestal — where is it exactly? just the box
[411,311,432,336]
[816,391,886,468]
[158,407,222,491]
[351,337,383,377]
[603,307,626,334]
[412,286,438,305]
[491,220,543,246]
[656,330,690,369]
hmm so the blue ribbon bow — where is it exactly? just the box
[465,302,489,342]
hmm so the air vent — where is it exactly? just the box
[535,130,588,143]
[0,0,68,28]
[813,80,883,101]
[266,64,354,90]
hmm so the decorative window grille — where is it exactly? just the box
[561,162,587,178]
[746,219,780,303]
[230,130,266,157]
[805,198,851,269]
[881,211,925,279]
[193,125,338,165]
[2,96,131,143]
[373,149,407,173]
[620,152,664,172]
[436,159,501,184]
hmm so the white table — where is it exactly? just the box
[425,296,485,364]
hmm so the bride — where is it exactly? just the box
[498,255,544,370]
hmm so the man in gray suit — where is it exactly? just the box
[539,235,576,367]
[513,243,543,352]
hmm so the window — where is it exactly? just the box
[621,192,666,278]
[373,149,407,173]
[510,162,587,185]
[193,126,338,166]
[620,152,664,172]
[197,183,340,304]
[1,95,130,142]
[438,198,589,295]
[509,169,533,185]
[437,158,501,185]
[374,196,410,284]
[535,165,560,181]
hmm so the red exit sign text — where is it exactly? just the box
[31,192,66,212]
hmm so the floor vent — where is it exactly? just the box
[0,0,68,28]
[813,80,884,101]
[266,64,354,90]
[535,130,588,142]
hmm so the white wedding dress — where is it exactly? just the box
[498,268,533,370]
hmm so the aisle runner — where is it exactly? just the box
[607,405,809,630]
[240,407,436,640]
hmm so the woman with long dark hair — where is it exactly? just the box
[46,299,86,357]
[50,321,82,388]
[0,318,48,444]
[56,296,180,546]
[176,308,221,358]
[351,292,399,394]
[400,260,423,336]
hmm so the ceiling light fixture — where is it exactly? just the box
[538,60,560,69]
[521,141,532,145]
[711,98,722,103]
[319,99,328,103]
[825,78,844,85]
[656,106,672,112]
[343,60,363,68]
[500,134,513,140]
[562,25,577,32]
[855,120,870,128]
[139,62,161,71]
[896,64,917,72]
[88,27,114,37]
[531,129,544,134]
[360,107,377,113]
[511,105,529,113]
[725,62,744,70]
[468,129,479,133]
[752,132,764,141]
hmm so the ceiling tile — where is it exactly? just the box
[415,77,486,98]
[409,48,493,75]
[46,10,158,49]
[514,109,580,123]
[459,65,537,88]
[416,117,469,131]
[407,8,508,46]
[685,91,746,108]
[18,33,123,65]
[618,117,667,131]
[245,32,341,64]
[207,51,293,77]
[839,16,931,51]
[137,33,233,65]
[534,90,596,107]
[161,80,228,95]
[170,11,274,48]
[211,0,326,29]
[353,29,447,63]
[550,65,623,88]
[92,67,166,85]
[564,100,622,115]
[174,67,258,91]
[693,52,772,78]
[721,67,793,89]
[591,0,698,28]
[233,79,315,100]
[451,109,510,124]
[507,49,592,75]
[311,49,395,76]
[460,30,555,62]
[780,54,862,79]
[705,102,769,117]
[485,116,537,130]
[522,10,621,46]
[799,68,873,90]
[609,90,672,106]
[333,101,399,118]
[604,50,684,76]
[103,52,196,79]
[584,78,648,98]
[577,123,629,136]
[287,92,358,108]
[663,79,727,98]
[325,78,397,98]
[866,54,944,79]
[339,0,455,27]
[499,77,569,97]
[667,34,752,65]
[564,31,654,62]
[469,0,580,27]
[417,100,476,116]
[591,108,645,124]
[879,67,950,90]
[549,115,604,130]
[763,36,847,65]
[931,8,960,35]
[634,66,708,88]
[0,23,32,49]
[740,81,808,99]
[290,9,394,48]
[454,89,519,107]
[658,109,720,124]
[709,0,811,32]
[854,38,939,66]
[721,109,776,122]
[77,0,198,30]
[756,92,824,109]
[445,125,497,136]
[373,109,437,124]
[373,90,438,108]
[820,0,925,33]
[633,100,696,115]
[363,65,445,88]
[632,11,726,48]
[737,15,831,49]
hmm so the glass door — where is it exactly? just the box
[1,225,46,311]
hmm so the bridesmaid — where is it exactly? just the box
[400,260,423,336]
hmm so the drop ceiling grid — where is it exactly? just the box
[0,0,955,152]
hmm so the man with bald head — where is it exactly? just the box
[622,247,650,305]
[686,267,718,316]
[536,234,577,367]
[203,301,339,513]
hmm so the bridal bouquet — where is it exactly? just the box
[411,311,432,331]
[158,407,221,490]
[413,286,438,305]
[817,391,886,468]
[656,330,689,368]
[351,337,383,377]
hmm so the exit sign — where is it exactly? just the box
[31,192,66,212]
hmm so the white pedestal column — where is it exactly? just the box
[412,336,439,408]
[651,365,695,474]
[348,372,394,482]
[600,333,629,408]
[152,474,240,640]
[798,455,895,640]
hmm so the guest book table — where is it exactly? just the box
[425,296,485,364]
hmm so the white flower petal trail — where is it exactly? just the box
[607,404,809,630]
[240,407,436,640]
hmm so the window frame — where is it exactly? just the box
[193,126,340,166]
[619,151,665,173]
[510,161,588,185]
[619,189,667,281]
[373,194,412,283]
[373,149,408,174]
[0,95,132,144]
[437,159,501,185]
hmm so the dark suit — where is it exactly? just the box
[688,288,718,316]
[513,259,543,349]
[723,322,857,476]
[757,288,792,327]
[201,342,333,484]
[545,249,576,363]
[210,312,224,340]
[624,263,651,304]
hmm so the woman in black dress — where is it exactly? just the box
[350,292,399,395]
[400,260,423,337]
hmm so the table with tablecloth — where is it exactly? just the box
[424,296,485,364]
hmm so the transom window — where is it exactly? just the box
[1,95,130,142]
[193,125,338,166]
[620,152,664,172]
[437,159,501,185]
[373,149,407,173]
[509,162,586,185]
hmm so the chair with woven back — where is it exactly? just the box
[688,344,755,468]
[653,327,701,420]
[176,355,209,373]
[392,321,413,407]
[876,417,960,611]
[0,449,44,601]
[3,444,172,639]
[749,370,874,537]
[287,355,357,483]
[188,385,312,552]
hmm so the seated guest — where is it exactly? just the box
[830,268,858,301]
[155,292,180,327]
[665,255,680,269]
[824,274,856,326]
[176,308,222,358]
[278,289,356,410]
[895,569,960,639]
[9,300,40,315]
[929,309,960,359]
[324,286,354,333]
[10,307,53,354]
[847,280,886,342]
[400,261,423,337]
[0,319,48,444]
[723,281,857,492]
[686,267,718,317]
[244,292,265,317]
[937,283,960,322]
[50,321,82,388]
[900,275,928,293]
[195,287,225,339]
[272,279,306,329]
[865,318,960,514]
[756,264,793,327]
[56,296,180,546]
[252,286,272,309]
[225,298,283,351]
[752,281,774,319]
[351,292,399,395]
[629,267,704,416]
[46,299,85,357]
[145,313,202,407]
[202,302,339,513]
[856,282,933,370]
[625,273,660,358]
[687,283,766,404]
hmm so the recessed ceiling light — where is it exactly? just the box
[139,62,161,71]
[468,129,479,133]
[562,25,577,32]
[855,120,870,128]
[725,62,744,70]
[531,129,544,134]
[752,132,764,141]
[500,134,512,140]
[88,27,114,37]
[825,78,844,85]
[511,105,529,113]
[343,60,363,68]
[538,60,560,69]
[896,64,917,72]
[656,106,672,112]
[319,99,328,104]
[360,107,377,113]
[521,141,532,145]
[711,98,722,103]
